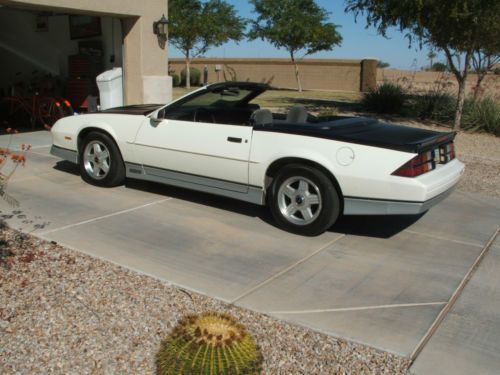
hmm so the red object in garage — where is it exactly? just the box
[65,54,101,110]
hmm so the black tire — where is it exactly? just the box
[79,131,125,187]
[268,164,340,236]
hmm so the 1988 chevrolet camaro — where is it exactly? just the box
[51,81,464,235]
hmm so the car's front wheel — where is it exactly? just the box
[79,131,125,187]
[268,165,340,236]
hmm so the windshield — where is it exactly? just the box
[159,82,269,123]
[175,88,254,109]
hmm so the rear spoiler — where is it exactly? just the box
[410,132,456,154]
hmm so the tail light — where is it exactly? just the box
[439,142,455,163]
[392,150,435,177]
[392,142,456,178]
[63,100,71,107]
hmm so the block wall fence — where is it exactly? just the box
[169,58,378,92]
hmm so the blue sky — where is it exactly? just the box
[168,0,439,69]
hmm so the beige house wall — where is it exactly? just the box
[0,0,172,105]
[169,58,378,92]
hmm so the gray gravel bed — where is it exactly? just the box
[0,226,410,374]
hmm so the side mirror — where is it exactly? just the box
[150,109,165,125]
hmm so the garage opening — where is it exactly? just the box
[0,6,124,131]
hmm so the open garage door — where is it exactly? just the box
[0,5,123,131]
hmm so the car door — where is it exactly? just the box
[134,117,252,192]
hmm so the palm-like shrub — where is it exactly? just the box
[362,82,407,114]
[462,97,500,135]
[408,91,456,123]
[157,312,263,375]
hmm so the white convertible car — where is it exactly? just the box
[51,82,464,235]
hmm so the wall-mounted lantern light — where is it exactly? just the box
[153,14,168,49]
[153,14,169,36]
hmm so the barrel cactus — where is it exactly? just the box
[157,312,263,375]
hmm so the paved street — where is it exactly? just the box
[1,131,499,372]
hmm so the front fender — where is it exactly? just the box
[52,113,145,164]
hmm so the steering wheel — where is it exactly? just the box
[193,108,216,123]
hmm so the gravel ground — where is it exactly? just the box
[0,226,409,374]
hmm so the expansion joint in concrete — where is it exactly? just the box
[409,226,500,364]
[230,234,346,304]
[38,197,172,235]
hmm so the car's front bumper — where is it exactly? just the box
[50,145,78,163]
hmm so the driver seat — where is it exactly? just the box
[286,106,308,124]
[251,109,273,125]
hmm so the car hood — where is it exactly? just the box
[100,104,163,116]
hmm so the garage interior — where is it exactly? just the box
[0,5,124,128]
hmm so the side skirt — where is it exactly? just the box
[125,163,265,206]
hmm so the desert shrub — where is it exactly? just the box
[0,129,30,206]
[157,312,263,375]
[180,67,201,87]
[462,97,500,135]
[429,62,449,72]
[317,107,339,119]
[171,73,180,87]
[408,90,456,123]
[362,82,407,114]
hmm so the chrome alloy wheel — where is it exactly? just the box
[277,176,322,226]
[83,141,111,180]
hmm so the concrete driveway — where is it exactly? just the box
[1,131,499,373]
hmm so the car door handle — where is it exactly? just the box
[227,137,242,143]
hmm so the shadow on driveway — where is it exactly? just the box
[330,213,425,238]
[53,160,80,175]
[53,160,424,239]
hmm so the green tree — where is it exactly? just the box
[168,0,245,88]
[345,0,500,130]
[429,62,449,72]
[377,61,390,68]
[249,0,342,92]
[471,51,500,100]
[427,49,437,69]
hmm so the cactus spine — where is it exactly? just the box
[157,312,263,375]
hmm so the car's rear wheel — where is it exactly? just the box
[268,165,340,236]
[79,131,125,187]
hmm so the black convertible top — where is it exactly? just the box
[101,104,163,116]
[205,81,270,91]
[255,117,455,153]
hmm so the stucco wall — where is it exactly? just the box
[169,58,378,92]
